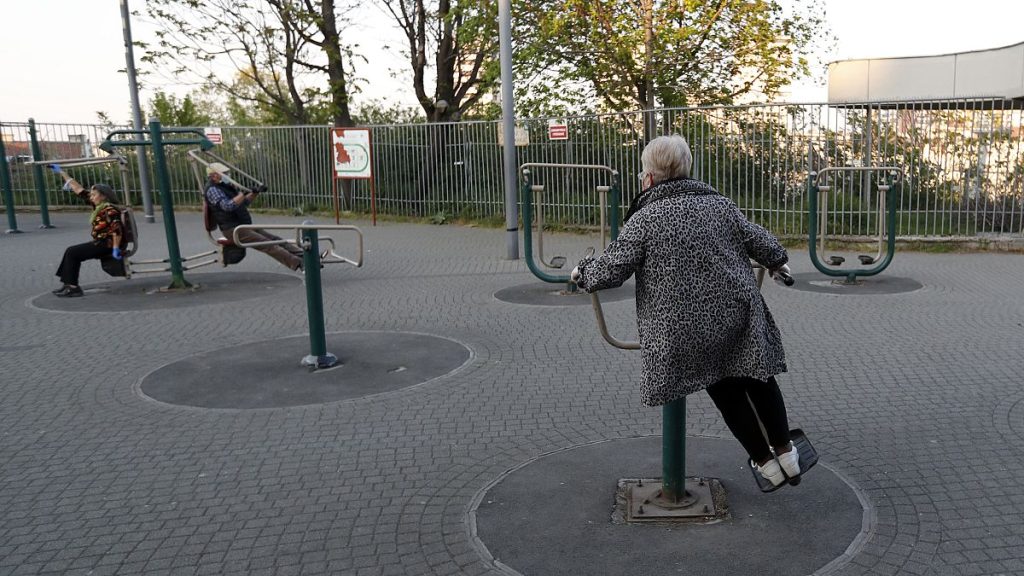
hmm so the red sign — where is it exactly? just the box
[548,124,569,140]
[204,127,223,144]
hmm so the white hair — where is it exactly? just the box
[641,135,692,183]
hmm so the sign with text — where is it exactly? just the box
[496,124,530,147]
[548,123,569,140]
[332,128,372,179]
[204,127,222,144]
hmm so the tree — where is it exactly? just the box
[515,0,826,138]
[143,0,357,127]
[149,90,222,126]
[379,0,501,121]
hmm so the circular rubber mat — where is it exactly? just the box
[494,281,634,306]
[471,435,868,576]
[786,273,923,295]
[139,331,472,409]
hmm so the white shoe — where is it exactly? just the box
[777,443,801,478]
[752,458,785,487]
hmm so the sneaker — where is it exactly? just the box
[52,284,69,294]
[752,458,785,487]
[777,443,801,479]
[56,286,84,298]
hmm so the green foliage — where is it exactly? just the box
[514,0,829,118]
[354,100,425,125]
[149,90,219,126]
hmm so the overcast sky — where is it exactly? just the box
[1,0,1021,124]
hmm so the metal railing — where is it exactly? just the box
[5,99,1022,239]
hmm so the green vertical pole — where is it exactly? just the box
[661,397,686,503]
[301,226,337,369]
[521,169,534,266]
[610,172,621,241]
[0,134,21,233]
[148,119,191,289]
[27,119,54,228]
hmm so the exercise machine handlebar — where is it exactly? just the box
[231,223,364,268]
[26,155,128,168]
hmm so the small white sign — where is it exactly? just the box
[332,128,372,179]
[496,124,530,147]
[204,127,222,144]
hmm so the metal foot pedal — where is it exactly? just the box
[828,256,845,266]
[858,254,875,265]
[749,428,818,493]
[548,256,566,269]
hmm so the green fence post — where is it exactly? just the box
[148,119,191,289]
[0,134,21,234]
[27,119,54,229]
[661,398,686,503]
[300,225,338,369]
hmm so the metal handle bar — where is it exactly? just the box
[187,148,265,192]
[27,155,128,168]
[520,162,619,175]
[812,166,904,188]
[590,291,641,350]
[751,262,794,286]
[232,224,364,267]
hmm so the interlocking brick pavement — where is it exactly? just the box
[1,211,1023,575]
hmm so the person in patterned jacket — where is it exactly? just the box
[50,166,124,297]
[571,135,802,489]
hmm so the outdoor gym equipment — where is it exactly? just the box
[808,166,904,284]
[33,153,226,280]
[0,134,21,233]
[519,163,621,290]
[22,154,131,236]
[99,119,216,289]
[27,119,54,229]
[233,222,363,369]
[186,148,353,269]
[587,252,814,516]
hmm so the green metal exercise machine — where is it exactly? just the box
[587,253,810,518]
[0,133,21,234]
[520,163,621,291]
[808,166,904,284]
[99,119,216,290]
[233,222,363,370]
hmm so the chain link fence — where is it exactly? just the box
[4,99,1022,239]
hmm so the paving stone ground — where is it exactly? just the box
[1,210,1023,575]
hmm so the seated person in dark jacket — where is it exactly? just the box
[51,166,125,297]
[204,163,304,271]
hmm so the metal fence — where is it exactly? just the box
[4,99,1023,239]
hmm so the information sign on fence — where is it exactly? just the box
[204,127,222,144]
[496,124,530,147]
[548,123,569,140]
[332,128,372,179]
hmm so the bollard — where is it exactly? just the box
[0,134,21,234]
[148,120,191,290]
[300,225,338,369]
[27,119,54,229]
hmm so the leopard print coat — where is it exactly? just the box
[575,177,788,406]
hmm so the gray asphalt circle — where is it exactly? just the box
[472,435,865,576]
[139,331,472,409]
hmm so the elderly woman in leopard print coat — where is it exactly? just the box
[572,135,803,488]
